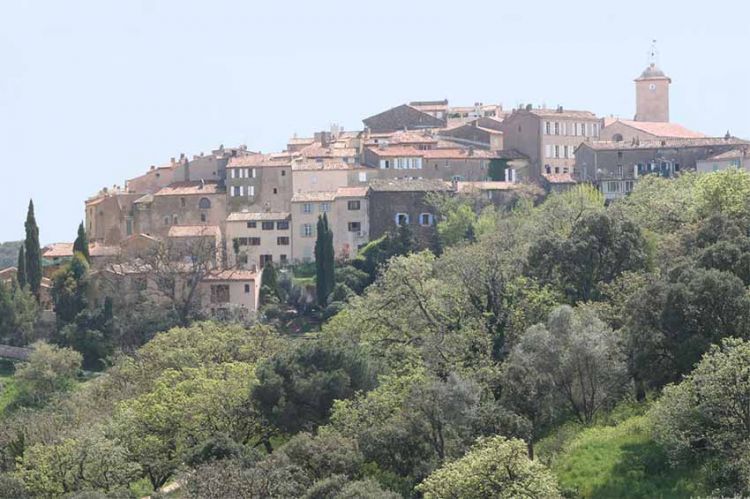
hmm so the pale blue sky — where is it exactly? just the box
[1,0,748,243]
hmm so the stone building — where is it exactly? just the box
[292,159,370,195]
[368,179,451,249]
[225,211,291,270]
[696,147,750,173]
[290,187,370,262]
[500,106,600,179]
[200,269,261,317]
[132,181,227,240]
[439,118,504,150]
[634,63,671,123]
[85,189,141,245]
[226,153,294,214]
[575,137,749,201]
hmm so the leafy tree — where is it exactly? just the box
[73,222,90,262]
[51,252,90,326]
[695,168,750,221]
[507,306,628,427]
[0,281,37,345]
[651,338,750,495]
[353,225,415,281]
[23,200,42,299]
[252,342,376,436]
[335,478,402,498]
[259,262,280,305]
[416,435,561,498]
[59,299,114,370]
[14,341,81,406]
[334,265,370,295]
[16,244,26,289]
[279,431,363,481]
[437,204,477,247]
[616,173,698,236]
[17,429,140,496]
[624,267,750,389]
[528,211,648,303]
[315,213,335,305]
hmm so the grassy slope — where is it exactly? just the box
[546,415,705,498]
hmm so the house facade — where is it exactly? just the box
[225,212,291,270]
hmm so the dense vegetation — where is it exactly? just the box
[3,170,750,497]
[0,241,22,269]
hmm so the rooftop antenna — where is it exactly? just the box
[648,39,659,67]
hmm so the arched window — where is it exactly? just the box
[612,133,624,142]
[198,197,211,209]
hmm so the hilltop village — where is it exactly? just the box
[34,57,750,316]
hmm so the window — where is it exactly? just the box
[303,203,312,214]
[230,169,236,179]
[545,145,552,158]
[252,168,256,178]
[249,237,261,246]
[281,170,286,176]
[277,236,290,245]
[358,172,367,182]
[261,221,274,230]
[180,197,186,208]
[302,223,314,237]
[247,221,257,228]
[238,254,248,265]
[126,218,133,236]
[277,220,289,230]
[617,165,624,177]
[320,203,331,212]
[172,214,178,225]
[395,213,409,226]
[249,185,255,196]
[164,216,170,226]
[554,145,560,158]
[236,237,248,246]
[273,188,278,194]
[452,175,464,182]
[420,213,433,226]
[613,133,624,142]
[280,254,288,264]
[625,181,635,192]
[200,213,207,223]
[260,255,273,267]
[348,221,361,232]
[239,185,244,196]
[210,284,230,304]
[347,200,361,210]
[244,284,251,293]
[554,122,560,135]
[545,121,551,135]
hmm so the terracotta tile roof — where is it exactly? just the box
[705,147,750,161]
[291,191,338,203]
[167,225,221,238]
[366,146,425,158]
[89,244,120,257]
[42,243,74,258]
[609,119,706,139]
[543,173,577,184]
[371,130,438,145]
[335,186,370,198]
[513,108,598,120]
[582,137,749,151]
[422,148,499,159]
[299,144,358,159]
[456,181,518,192]
[0,267,17,281]
[202,269,258,282]
[292,159,364,171]
[154,181,223,196]
[228,153,294,168]
[227,211,291,222]
[369,179,452,192]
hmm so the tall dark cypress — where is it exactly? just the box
[73,222,90,262]
[323,213,335,300]
[315,215,327,306]
[24,200,42,299]
[16,244,27,289]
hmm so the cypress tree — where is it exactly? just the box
[73,222,90,262]
[315,214,335,306]
[16,244,27,289]
[24,200,42,299]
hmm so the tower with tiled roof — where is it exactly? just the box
[634,41,671,123]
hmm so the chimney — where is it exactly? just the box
[556,105,564,113]
[199,179,205,190]
[171,157,176,164]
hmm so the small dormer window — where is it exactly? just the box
[199,198,211,209]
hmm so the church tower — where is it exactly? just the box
[634,42,671,122]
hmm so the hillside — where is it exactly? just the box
[0,241,22,268]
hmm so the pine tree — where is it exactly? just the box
[73,222,90,262]
[16,244,27,289]
[24,200,42,300]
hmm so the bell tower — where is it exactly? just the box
[634,41,671,122]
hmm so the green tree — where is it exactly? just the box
[651,338,750,495]
[17,429,140,496]
[416,435,561,498]
[14,341,82,406]
[23,200,42,299]
[0,281,38,345]
[315,213,335,305]
[72,221,90,262]
[259,262,280,305]
[528,211,648,303]
[51,253,89,326]
[437,204,477,247]
[252,342,376,436]
[16,244,26,289]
